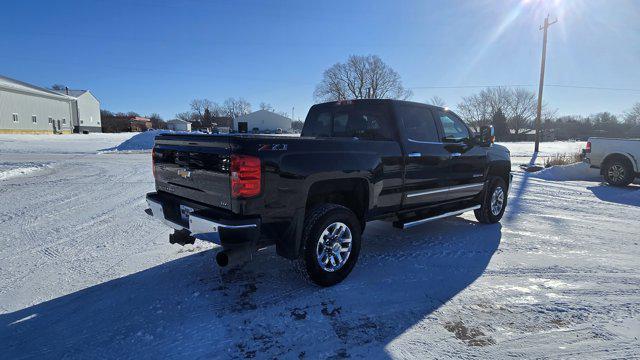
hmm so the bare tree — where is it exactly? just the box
[51,84,66,91]
[176,112,195,122]
[505,88,537,136]
[314,55,412,101]
[456,87,548,135]
[427,96,446,107]
[223,98,252,118]
[457,92,494,132]
[624,102,640,125]
[190,99,221,119]
[259,102,274,111]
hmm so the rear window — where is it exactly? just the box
[301,103,393,140]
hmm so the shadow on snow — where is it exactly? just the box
[1,218,501,359]
[587,184,640,207]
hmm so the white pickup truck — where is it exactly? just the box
[584,137,640,186]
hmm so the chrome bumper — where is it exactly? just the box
[145,195,259,244]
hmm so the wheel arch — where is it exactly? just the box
[486,160,511,191]
[305,177,370,226]
[601,153,637,175]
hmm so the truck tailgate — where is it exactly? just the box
[153,135,232,210]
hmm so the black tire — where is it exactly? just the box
[603,158,634,187]
[474,176,508,224]
[296,204,362,287]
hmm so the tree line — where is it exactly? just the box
[101,54,639,138]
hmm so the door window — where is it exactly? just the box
[437,111,470,142]
[396,105,439,142]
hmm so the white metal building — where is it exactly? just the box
[166,119,192,132]
[0,75,101,134]
[55,89,102,133]
[234,110,292,133]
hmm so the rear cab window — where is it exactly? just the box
[301,102,395,141]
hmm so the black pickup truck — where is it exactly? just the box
[146,99,511,286]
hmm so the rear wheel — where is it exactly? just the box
[475,176,508,224]
[603,159,634,186]
[296,204,361,287]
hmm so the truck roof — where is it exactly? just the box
[312,99,446,111]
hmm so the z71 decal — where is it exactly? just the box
[258,144,288,151]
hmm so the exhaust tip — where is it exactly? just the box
[216,251,230,267]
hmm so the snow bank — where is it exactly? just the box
[99,130,170,152]
[530,162,601,182]
[99,130,204,153]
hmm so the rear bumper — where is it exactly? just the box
[145,192,260,246]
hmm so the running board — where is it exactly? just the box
[396,205,481,229]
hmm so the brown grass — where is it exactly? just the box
[544,152,583,168]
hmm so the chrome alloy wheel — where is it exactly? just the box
[316,222,352,272]
[490,186,505,216]
[607,164,625,183]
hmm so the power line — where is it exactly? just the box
[408,84,640,92]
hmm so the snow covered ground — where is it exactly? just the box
[1,135,638,359]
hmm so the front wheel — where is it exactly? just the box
[475,176,508,224]
[296,204,362,287]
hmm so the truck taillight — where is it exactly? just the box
[585,141,591,153]
[230,155,261,198]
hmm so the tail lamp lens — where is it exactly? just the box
[585,141,591,153]
[230,155,261,198]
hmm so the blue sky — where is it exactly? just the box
[1,0,639,120]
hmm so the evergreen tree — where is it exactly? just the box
[491,108,509,141]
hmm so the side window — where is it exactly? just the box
[333,111,391,140]
[396,105,438,142]
[332,112,349,135]
[437,110,469,142]
[354,111,390,140]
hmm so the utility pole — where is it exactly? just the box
[534,14,557,153]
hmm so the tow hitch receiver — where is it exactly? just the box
[169,229,196,246]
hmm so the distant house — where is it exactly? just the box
[130,117,152,132]
[234,110,292,133]
[0,74,101,134]
[101,115,151,133]
[166,119,191,132]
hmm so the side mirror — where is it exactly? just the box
[479,125,495,147]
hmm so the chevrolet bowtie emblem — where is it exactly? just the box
[177,169,191,179]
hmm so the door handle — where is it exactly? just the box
[450,152,462,157]
[408,152,422,157]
